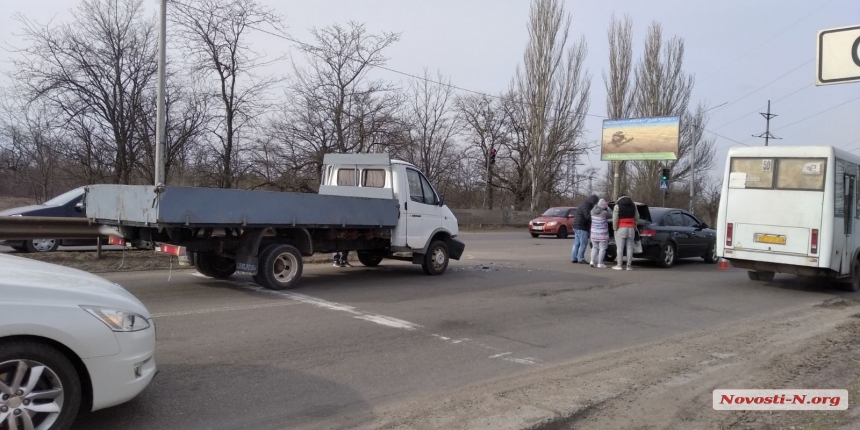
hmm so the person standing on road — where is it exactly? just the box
[612,195,639,271]
[571,195,599,264]
[589,199,610,268]
[333,250,352,267]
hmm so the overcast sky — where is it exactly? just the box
[1,0,858,182]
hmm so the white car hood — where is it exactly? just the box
[0,254,150,317]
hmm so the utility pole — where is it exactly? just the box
[612,161,621,200]
[154,0,168,186]
[751,100,781,146]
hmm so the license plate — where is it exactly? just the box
[754,234,786,245]
[534,226,544,231]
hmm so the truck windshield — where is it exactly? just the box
[43,188,84,206]
[542,208,567,217]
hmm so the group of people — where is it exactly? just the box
[570,194,639,270]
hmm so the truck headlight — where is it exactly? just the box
[82,306,151,332]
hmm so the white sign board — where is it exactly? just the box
[816,24,860,86]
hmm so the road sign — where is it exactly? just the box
[816,24,860,86]
[659,180,669,191]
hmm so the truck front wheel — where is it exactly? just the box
[254,244,303,290]
[195,253,237,279]
[422,241,449,276]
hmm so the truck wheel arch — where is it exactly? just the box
[421,229,452,255]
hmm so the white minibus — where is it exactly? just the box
[716,145,858,291]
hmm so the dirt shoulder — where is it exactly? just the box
[13,249,356,273]
[329,298,860,430]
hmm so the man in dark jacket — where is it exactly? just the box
[571,194,599,263]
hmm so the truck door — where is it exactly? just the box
[842,174,855,274]
[405,168,443,249]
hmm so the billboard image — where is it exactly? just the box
[600,116,681,161]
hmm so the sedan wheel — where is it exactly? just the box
[0,341,80,430]
[25,239,60,253]
[658,243,676,268]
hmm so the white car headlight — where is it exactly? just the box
[547,221,558,226]
[82,306,151,332]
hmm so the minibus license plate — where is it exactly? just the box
[754,234,786,245]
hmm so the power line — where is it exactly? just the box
[708,59,812,116]
[168,0,752,154]
[772,93,860,132]
[698,0,835,83]
[712,82,810,130]
[169,0,608,119]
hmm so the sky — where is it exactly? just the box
[1,0,858,183]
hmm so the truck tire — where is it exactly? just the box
[195,253,237,279]
[357,252,384,267]
[422,240,449,276]
[254,244,303,290]
[845,260,860,292]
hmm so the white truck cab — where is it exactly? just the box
[319,153,462,273]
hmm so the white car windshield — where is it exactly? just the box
[43,188,84,206]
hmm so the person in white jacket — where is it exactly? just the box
[589,199,611,268]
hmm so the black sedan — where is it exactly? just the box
[0,187,99,252]
[605,205,718,268]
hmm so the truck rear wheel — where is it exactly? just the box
[254,244,303,290]
[357,252,384,267]
[195,253,236,279]
[422,240,449,276]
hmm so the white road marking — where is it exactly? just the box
[187,272,539,365]
[489,352,512,359]
[151,301,299,318]
[355,315,421,330]
[503,357,537,365]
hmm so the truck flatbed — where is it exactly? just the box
[85,185,400,229]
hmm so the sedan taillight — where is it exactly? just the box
[640,229,656,237]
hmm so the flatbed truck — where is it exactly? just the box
[84,154,465,290]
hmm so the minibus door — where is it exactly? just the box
[842,174,855,275]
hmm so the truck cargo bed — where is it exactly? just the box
[85,185,400,228]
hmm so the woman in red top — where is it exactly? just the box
[612,196,639,270]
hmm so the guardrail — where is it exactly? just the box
[450,209,538,227]
[0,217,121,239]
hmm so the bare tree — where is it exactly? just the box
[514,0,591,211]
[0,96,65,201]
[457,94,508,209]
[171,0,284,188]
[622,22,715,205]
[399,69,461,188]
[604,14,635,199]
[12,0,157,184]
[135,76,211,184]
[269,21,403,190]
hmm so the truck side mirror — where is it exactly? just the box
[75,201,84,212]
[438,195,445,207]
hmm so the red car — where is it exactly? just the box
[528,207,575,238]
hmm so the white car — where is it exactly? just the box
[0,254,156,430]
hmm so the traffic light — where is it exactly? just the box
[489,148,497,165]
[661,168,670,181]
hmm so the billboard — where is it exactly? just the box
[600,116,681,161]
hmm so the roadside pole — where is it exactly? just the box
[612,161,620,200]
[154,0,168,186]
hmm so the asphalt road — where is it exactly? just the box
[67,232,857,430]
